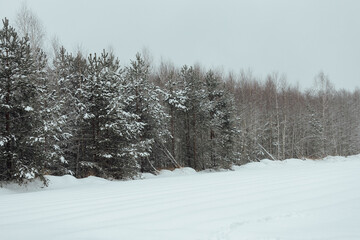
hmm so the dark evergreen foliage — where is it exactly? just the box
[1,17,360,185]
[0,18,46,183]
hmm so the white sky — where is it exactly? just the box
[1,0,359,90]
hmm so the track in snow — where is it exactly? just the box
[1,155,360,240]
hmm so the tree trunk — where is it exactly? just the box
[186,112,191,167]
[193,111,197,169]
[5,46,12,179]
[170,106,175,161]
[92,118,97,164]
[275,92,280,159]
[282,114,286,159]
[5,83,12,179]
[210,128,215,167]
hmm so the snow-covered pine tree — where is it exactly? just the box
[65,51,88,176]
[45,46,87,176]
[71,50,147,179]
[30,47,64,175]
[0,18,46,183]
[177,65,209,170]
[204,70,235,169]
[124,53,170,173]
[78,51,118,177]
[161,65,187,168]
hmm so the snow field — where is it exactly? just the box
[1,155,360,240]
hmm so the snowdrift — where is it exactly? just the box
[1,155,360,240]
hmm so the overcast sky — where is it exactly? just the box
[1,0,359,90]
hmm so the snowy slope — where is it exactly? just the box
[1,156,360,240]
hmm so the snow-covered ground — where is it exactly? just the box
[1,155,360,240]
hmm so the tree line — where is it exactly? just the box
[1,18,359,184]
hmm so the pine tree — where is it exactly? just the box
[46,47,87,176]
[162,65,187,168]
[0,18,46,183]
[204,70,236,169]
[177,65,211,169]
[67,50,148,179]
[124,53,169,172]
